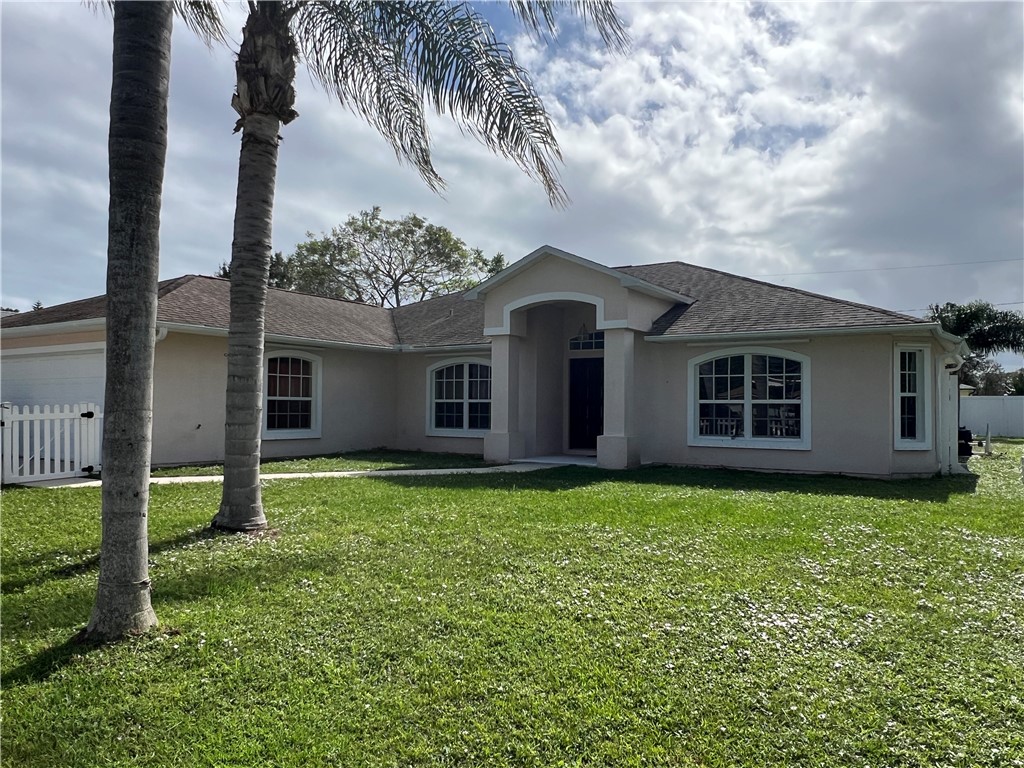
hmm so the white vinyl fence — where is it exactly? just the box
[960,396,1024,438]
[0,403,103,484]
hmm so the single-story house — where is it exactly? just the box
[0,245,968,477]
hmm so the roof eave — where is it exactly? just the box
[465,245,694,304]
[396,342,491,353]
[157,322,399,352]
[929,324,970,355]
[0,317,107,338]
[644,323,944,344]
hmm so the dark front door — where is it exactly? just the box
[569,357,603,451]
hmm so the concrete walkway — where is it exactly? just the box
[21,461,573,489]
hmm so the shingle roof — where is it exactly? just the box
[1,261,928,347]
[157,275,398,347]
[1,275,398,348]
[0,289,109,328]
[392,292,486,347]
[615,262,927,336]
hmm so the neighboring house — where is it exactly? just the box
[0,246,968,477]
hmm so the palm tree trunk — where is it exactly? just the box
[84,1,171,641]
[213,6,296,532]
[212,112,278,532]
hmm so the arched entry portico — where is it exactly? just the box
[465,246,687,470]
[482,295,639,469]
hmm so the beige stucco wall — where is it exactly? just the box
[391,351,488,455]
[634,333,943,477]
[151,332,228,465]
[260,342,398,460]
[530,306,569,455]
[483,256,674,333]
[151,332,400,465]
[0,329,106,349]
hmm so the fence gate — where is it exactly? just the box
[0,403,103,484]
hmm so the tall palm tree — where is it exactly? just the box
[84,1,223,642]
[212,1,628,532]
[930,301,1024,360]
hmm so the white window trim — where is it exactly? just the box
[425,357,492,438]
[262,349,322,440]
[893,344,932,451]
[687,347,812,451]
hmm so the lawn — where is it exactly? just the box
[149,449,491,477]
[2,445,1021,767]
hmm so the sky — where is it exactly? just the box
[2,1,1022,368]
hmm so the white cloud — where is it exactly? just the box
[1,1,1020,369]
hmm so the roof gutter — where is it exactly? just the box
[644,322,963,346]
[930,325,969,356]
[1,318,489,356]
[397,343,491,354]
[0,317,107,338]
[157,322,400,353]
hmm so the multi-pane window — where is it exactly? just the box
[697,354,746,436]
[432,362,491,432]
[898,350,921,440]
[695,352,804,443]
[894,347,930,449]
[569,331,605,351]
[267,356,313,430]
[750,355,802,438]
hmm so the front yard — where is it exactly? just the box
[2,445,1021,767]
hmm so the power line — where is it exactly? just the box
[757,257,1022,278]
[896,300,1024,313]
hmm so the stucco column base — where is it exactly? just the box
[597,435,640,469]
[485,431,526,464]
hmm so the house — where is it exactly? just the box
[0,246,968,478]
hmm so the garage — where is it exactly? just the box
[0,347,106,409]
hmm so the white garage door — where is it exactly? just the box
[0,350,106,409]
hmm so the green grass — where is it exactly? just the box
[149,449,491,477]
[2,444,1022,767]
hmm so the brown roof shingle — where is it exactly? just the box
[391,292,486,347]
[156,276,397,347]
[615,262,926,336]
[1,261,927,347]
[1,275,398,348]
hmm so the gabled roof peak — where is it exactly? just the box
[464,245,694,304]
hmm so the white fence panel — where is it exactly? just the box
[0,402,103,484]
[960,396,1024,438]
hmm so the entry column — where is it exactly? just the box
[597,328,640,468]
[483,333,526,463]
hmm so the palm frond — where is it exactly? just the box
[294,2,441,190]
[88,0,228,46]
[931,301,1024,356]
[507,0,629,53]
[295,1,570,207]
[172,1,228,46]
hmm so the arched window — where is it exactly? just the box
[689,349,810,450]
[264,351,321,439]
[428,360,491,435]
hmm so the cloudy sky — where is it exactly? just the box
[2,2,1022,365]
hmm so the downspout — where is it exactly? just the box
[155,325,169,343]
[940,352,968,475]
